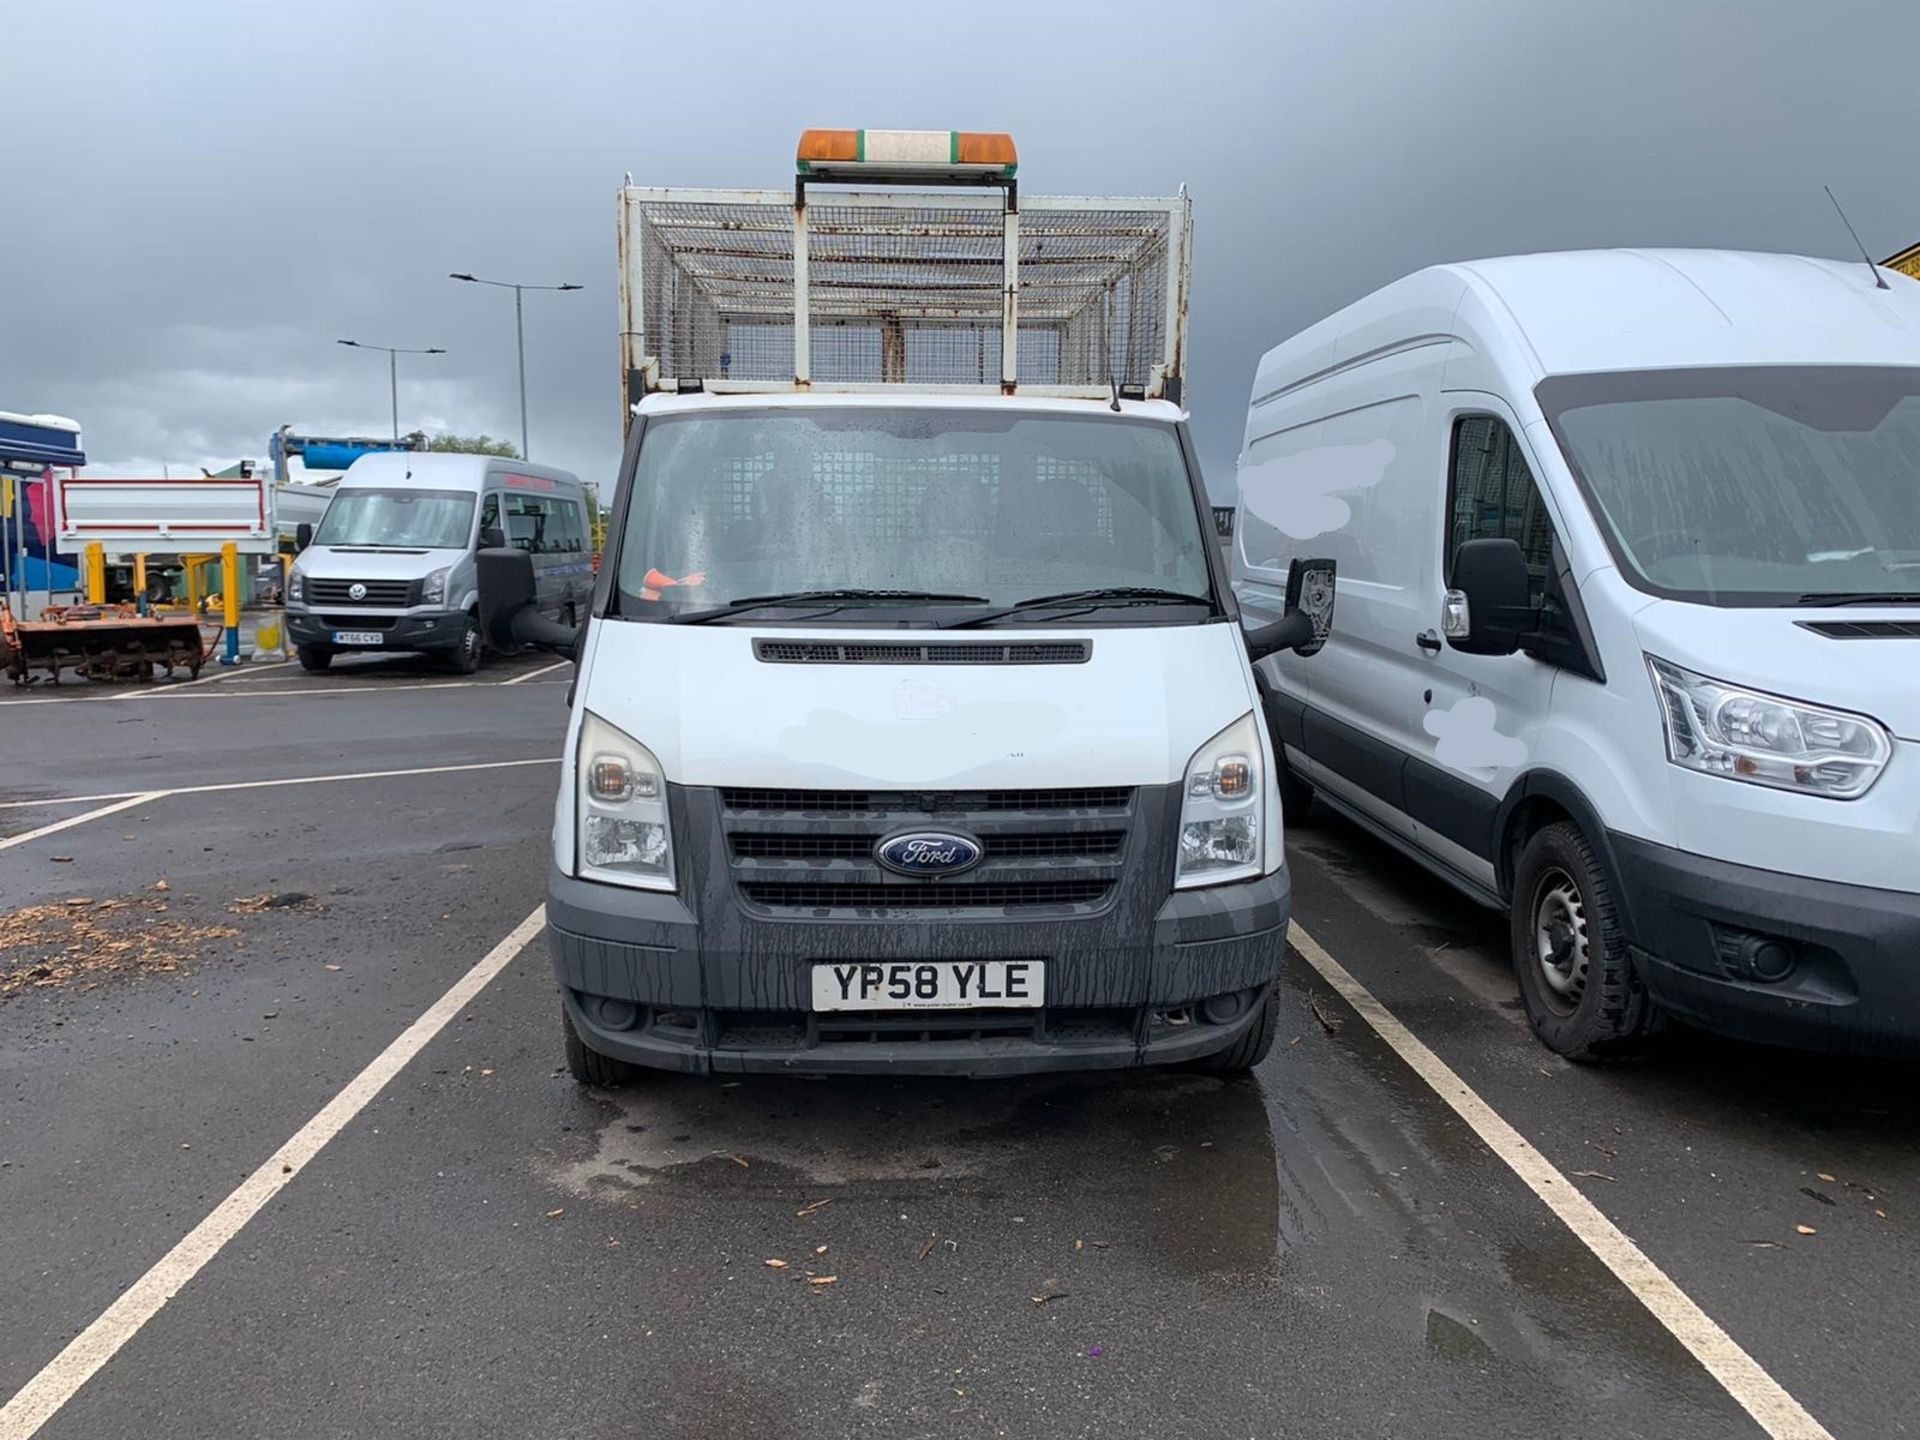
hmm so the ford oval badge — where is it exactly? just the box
[876,831,984,878]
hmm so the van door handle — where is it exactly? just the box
[1416,630,1442,653]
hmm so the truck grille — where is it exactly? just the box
[308,578,419,607]
[720,785,1134,916]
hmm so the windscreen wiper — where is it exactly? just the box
[1791,591,1920,607]
[664,588,990,625]
[939,586,1210,629]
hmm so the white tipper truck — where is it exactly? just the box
[480,129,1336,1081]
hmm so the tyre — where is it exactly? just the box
[446,614,483,674]
[561,603,578,630]
[296,645,333,672]
[1188,986,1279,1075]
[1509,821,1658,1060]
[563,1004,646,1087]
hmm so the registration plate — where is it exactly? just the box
[331,631,385,645]
[811,960,1045,1011]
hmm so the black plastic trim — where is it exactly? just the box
[1301,705,1406,812]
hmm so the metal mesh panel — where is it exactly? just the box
[625,191,1178,391]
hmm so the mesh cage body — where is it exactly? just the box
[620,188,1185,398]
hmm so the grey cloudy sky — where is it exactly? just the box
[4,0,1914,498]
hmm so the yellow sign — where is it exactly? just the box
[1886,242,1920,281]
[0,476,12,519]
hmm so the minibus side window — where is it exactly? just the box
[478,494,500,544]
[1447,416,1556,609]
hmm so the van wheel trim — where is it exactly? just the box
[1531,867,1589,1012]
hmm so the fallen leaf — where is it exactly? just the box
[1744,1239,1782,1249]
[1571,1169,1617,1183]
[1030,1291,1068,1305]
[547,1208,566,1219]
[808,1275,837,1286]
[49,856,73,863]
[796,1198,833,1218]
[262,1011,279,1020]
[1795,1224,1818,1236]
[152,880,170,893]
[1875,1209,1888,1220]
[728,1154,750,1168]
[1817,1172,1837,1183]
[1074,1239,1084,1251]
[480,1068,494,1077]
[324,963,342,972]
[764,1258,789,1269]
[65,898,93,908]
[919,1235,937,1261]
[1308,992,1343,1034]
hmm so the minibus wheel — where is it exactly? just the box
[1509,822,1656,1060]
[296,645,333,673]
[447,615,483,674]
[563,1004,646,1087]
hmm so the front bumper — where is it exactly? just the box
[1613,833,1920,1054]
[547,860,1291,1077]
[286,607,467,653]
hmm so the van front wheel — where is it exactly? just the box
[296,645,333,673]
[447,615,483,674]
[1510,822,1657,1061]
[563,1005,646,1088]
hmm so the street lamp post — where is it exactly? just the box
[449,273,582,460]
[336,339,447,444]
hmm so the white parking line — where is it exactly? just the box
[0,905,547,1440]
[0,794,166,853]
[0,757,558,814]
[1288,921,1835,1440]
[501,660,570,686]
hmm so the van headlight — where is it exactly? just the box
[1647,657,1891,800]
[423,566,450,605]
[1175,712,1264,889]
[287,568,304,603]
[576,711,675,889]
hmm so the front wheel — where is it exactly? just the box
[296,645,333,672]
[563,1005,646,1087]
[1509,821,1658,1060]
[446,614,483,674]
[1188,987,1279,1075]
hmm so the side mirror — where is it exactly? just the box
[482,526,506,551]
[477,546,579,658]
[295,523,313,553]
[1444,538,1532,656]
[1244,557,1337,663]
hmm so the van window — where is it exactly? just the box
[505,493,552,552]
[554,500,586,553]
[616,408,1210,617]
[478,494,500,542]
[1448,416,1555,607]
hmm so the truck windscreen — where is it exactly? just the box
[313,489,476,550]
[616,410,1210,617]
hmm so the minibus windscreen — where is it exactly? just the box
[313,489,477,551]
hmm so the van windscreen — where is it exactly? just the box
[1540,366,1920,606]
[615,409,1210,618]
[313,488,476,550]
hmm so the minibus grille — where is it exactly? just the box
[308,578,420,607]
[719,786,1134,916]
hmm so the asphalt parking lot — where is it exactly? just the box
[1,652,1912,1440]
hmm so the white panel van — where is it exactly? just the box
[1235,249,1920,1058]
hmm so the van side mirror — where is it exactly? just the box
[1444,538,1532,656]
[1244,557,1337,663]
[478,546,579,658]
[295,522,313,553]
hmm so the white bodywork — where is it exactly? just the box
[1233,248,1920,896]
[51,474,275,555]
[557,394,1282,883]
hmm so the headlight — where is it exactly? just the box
[287,568,304,603]
[576,711,675,889]
[423,566,450,605]
[1176,712,1265,889]
[1647,657,1891,800]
